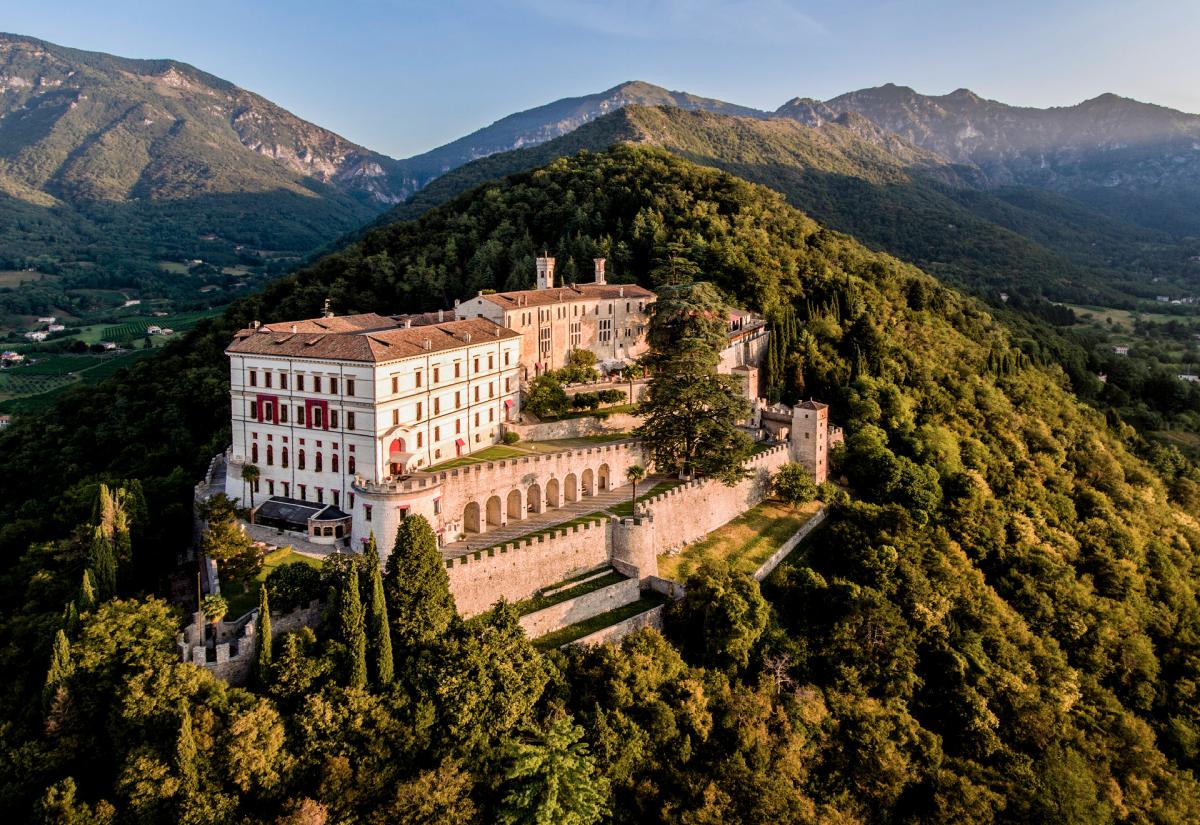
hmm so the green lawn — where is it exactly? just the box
[532,593,667,650]
[426,445,528,471]
[658,499,822,583]
[427,434,631,471]
[223,547,323,618]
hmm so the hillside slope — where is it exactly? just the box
[1,145,1198,821]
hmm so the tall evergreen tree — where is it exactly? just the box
[338,568,367,689]
[384,515,455,648]
[363,533,394,687]
[496,717,610,825]
[175,701,198,793]
[77,569,97,613]
[43,628,73,712]
[87,527,117,600]
[254,584,272,686]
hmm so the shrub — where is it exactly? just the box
[526,376,569,419]
[501,431,520,445]
[266,562,322,612]
[598,389,626,405]
[773,462,817,505]
[571,392,600,410]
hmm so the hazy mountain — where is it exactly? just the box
[789,84,1200,234]
[382,105,1178,305]
[390,80,768,196]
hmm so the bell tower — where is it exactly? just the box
[535,255,556,290]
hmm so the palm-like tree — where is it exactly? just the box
[626,464,646,515]
[241,463,260,508]
[201,594,228,628]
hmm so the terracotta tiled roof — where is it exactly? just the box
[470,282,654,310]
[255,313,398,334]
[227,317,519,363]
[797,400,829,410]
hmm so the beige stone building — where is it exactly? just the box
[456,257,655,378]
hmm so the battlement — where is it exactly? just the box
[446,514,609,568]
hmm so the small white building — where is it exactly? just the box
[1113,345,1130,356]
[99,341,118,350]
[147,325,162,335]
[47,324,65,333]
[1,351,24,364]
[24,331,47,342]
[36,316,56,324]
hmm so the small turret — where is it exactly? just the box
[593,257,607,285]
[536,254,556,290]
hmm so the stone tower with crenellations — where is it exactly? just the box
[790,400,831,483]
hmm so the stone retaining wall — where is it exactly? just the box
[753,508,828,581]
[504,412,643,442]
[518,577,640,637]
[566,604,665,648]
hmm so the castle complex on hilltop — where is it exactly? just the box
[223,256,778,552]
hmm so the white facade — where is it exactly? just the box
[224,315,521,546]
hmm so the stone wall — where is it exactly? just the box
[178,600,323,685]
[504,412,643,442]
[631,443,790,554]
[752,507,828,581]
[566,604,665,647]
[446,518,611,616]
[518,577,640,637]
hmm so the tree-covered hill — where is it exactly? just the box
[383,105,1187,307]
[1,145,1199,821]
[0,33,407,305]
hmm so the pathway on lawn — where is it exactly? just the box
[441,476,667,561]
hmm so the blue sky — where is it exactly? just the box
[7,0,1198,158]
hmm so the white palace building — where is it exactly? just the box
[224,256,769,550]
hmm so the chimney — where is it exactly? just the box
[594,258,606,284]
[438,308,444,322]
[454,298,460,308]
[404,319,413,328]
[323,297,334,318]
[619,286,624,298]
[536,254,556,290]
[423,339,431,350]
[290,324,297,333]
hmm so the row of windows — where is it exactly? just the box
[387,381,510,426]
[391,406,498,431]
[388,351,512,394]
[250,402,355,430]
[253,477,353,509]
[250,444,357,475]
[248,371,355,395]
[518,301,646,327]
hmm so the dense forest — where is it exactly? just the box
[2,146,1200,822]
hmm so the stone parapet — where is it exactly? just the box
[518,577,640,638]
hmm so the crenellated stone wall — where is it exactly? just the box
[518,577,640,637]
[446,517,611,615]
[178,599,323,685]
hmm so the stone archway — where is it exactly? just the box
[464,501,482,534]
[545,477,561,509]
[507,489,523,521]
[486,495,503,527]
[564,472,579,503]
[527,483,543,514]
[581,468,594,496]
[598,463,610,491]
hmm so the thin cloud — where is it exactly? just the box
[512,0,827,44]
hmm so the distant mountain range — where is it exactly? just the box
[3,30,1199,313]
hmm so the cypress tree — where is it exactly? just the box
[176,702,198,792]
[254,584,272,686]
[339,568,367,689]
[384,515,455,649]
[78,569,96,612]
[87,527,116,601]
[363,533,394,687]
[43,628,73,712]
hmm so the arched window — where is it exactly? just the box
[282,447,289,468]
[266,445,273,466]
[298,450,306,471]
[348,456,356,475]
[251,443,259,463]
[315,452,323,473]
[332,454,340,473]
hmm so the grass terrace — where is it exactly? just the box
[425,433,631,472]
[509,567,628,617]
[608,478,685,517]
[657,499,823,583]
[224,546,323,618]
[471,511,611,554]
[532,592,668,650]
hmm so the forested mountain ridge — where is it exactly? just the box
[1,145,1199,821]
[391,80,769,195]
[383,105,1183,306]
[793,84,1200,234]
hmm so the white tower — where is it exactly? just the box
[535,255,556,290]
[789,400,830,483]
[593,258,607,284]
